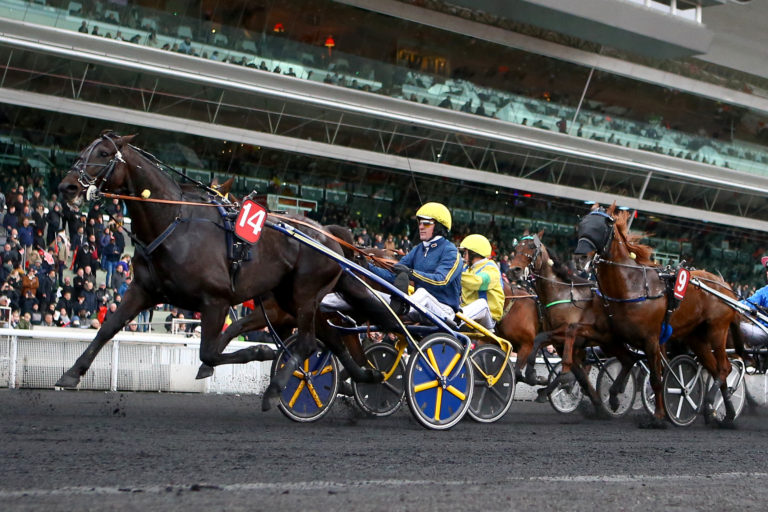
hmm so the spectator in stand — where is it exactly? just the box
[373,233,385,249]
[54,232,70,285]
[80,280,97,316]
[41,312,55,327]
[1,242,21,270]
[111,264,127,291]
[165,307,180,332]
[17,311,31,330]
[82,265,98,288]
[95,282,112,305]
[55,307,70,327]
[29,303,42,325]
[71,225,87,251]
[55,290,75,318]
[37,268,57,310]
[359,228,372,247]
[78,21,88,34]
[118,275,131,297]
[91,26,100,36]
[101,232,120,286]
[179,37,193,54]
[45,203,62,246]
[20,289,38,316]
[145,30,160,48]
[3,204,18,233]
[72,267,86,297]
[384,234,396,252]
[21,267,39,298]
[125,319,139,333]
[104,302,118,323]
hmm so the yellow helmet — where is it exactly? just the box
[415,202,452,231]
[460,234,492,259]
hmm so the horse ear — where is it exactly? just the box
[117,134,138,147]
[589,203,600,211]
[606,201,617,215]
[219,177,235,195]
[537,229,544,240]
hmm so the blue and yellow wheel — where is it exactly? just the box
[270,336,339,423]
[405,333,473,430]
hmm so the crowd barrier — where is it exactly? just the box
[1,327,766,408]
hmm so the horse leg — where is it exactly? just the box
[195,308,280,379]
[694,343,733,425]
[640,343,667,428]
[315,313,382,384]
[606,345,638,413]
[262,304,320,412]
[56,285,155,388]
[570,349,604,416]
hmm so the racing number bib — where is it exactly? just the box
[234,199,267,244]
[673,267,690,301]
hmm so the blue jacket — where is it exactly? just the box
[369,237,462,311]
[743,285,768,310]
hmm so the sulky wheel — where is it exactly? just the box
[406,333,474,430]
[663,355,704,427]
[596,358,637,418]
[270,336,339,423]
[467,344,515,423]
[706,358,746,423]
[639,366,656,416]
[353,342,406,417]
[548,362,583,414]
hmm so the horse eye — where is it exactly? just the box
[100,151,109,157]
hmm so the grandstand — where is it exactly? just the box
[0,0,767,285]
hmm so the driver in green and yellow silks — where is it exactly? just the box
[459,234,504,329]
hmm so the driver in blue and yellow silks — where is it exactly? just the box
[458,234,504,330]
[742,256,768,315]
[368,202,462,323]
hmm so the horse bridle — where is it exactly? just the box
[515,235,542,279]
[73,134,125,201]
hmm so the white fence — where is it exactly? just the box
[0,327,271,394]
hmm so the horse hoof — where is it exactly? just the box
[55,371,81,389]
[196,364,214,380]
[535,388,549,403]
[609,395,621,413]
[557,371,576,387]
[252,345,275,361]
[364,369,384,384]
[261,385,280,412]
[338,380,354,397]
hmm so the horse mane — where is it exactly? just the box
[614,210,657,266]
[548,246,592,284]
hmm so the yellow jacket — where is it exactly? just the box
[461,258,504,321]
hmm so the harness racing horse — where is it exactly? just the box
[56,132,395,410]
[575,204,738,426]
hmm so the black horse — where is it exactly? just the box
[56,132,393,409]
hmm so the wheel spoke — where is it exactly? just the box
[446,385,467,401]
[413,380,439,393]
[305,381,324,408]
[288,379,306,408]
[434,387,443,421]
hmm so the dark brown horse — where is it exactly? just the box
[575,204,738,425]
[56,132,396,410]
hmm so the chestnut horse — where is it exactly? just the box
[575,205,738,426]
[56,132,397,410]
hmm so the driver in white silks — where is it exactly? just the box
[458,234,504,330]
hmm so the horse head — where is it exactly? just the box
[574,203,617,269]
[508,230,545,281]
[59,131,137,206]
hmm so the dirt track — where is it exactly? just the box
[1,389,768,511]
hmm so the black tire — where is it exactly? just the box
[353,343,405,417]
[662,355,704,427]
[596,358,637,418]
[548,362,582,414]
[467,344,515,423]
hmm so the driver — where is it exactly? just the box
[369,202,461,324]
[742,256,768,315]
[458,234,504,329]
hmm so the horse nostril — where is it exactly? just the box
[511,266,522,275]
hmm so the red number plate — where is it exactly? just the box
[673,268,690,300]
[234,200,267,244]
